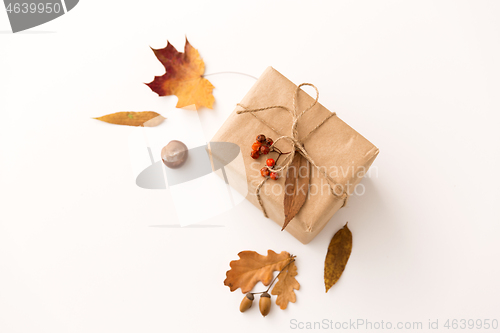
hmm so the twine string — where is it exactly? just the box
[236,83,347,218]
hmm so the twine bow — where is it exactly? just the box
[236,83,348,218]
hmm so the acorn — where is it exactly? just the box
[259,292,271,317]
[240,293,254,312]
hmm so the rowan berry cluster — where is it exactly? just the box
[250,134,289,181]
[250,134,273,159]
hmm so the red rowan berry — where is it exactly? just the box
[251,142,262,151]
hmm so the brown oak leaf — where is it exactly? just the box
[224,250,292,293]
[324,222,352,292]
[271,258,300,309]
[282,152,310,230]
[146,38,214,109]
[94,111,165,127]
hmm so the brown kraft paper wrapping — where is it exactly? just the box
[210,66,379,244]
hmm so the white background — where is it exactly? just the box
[1,1,499,332]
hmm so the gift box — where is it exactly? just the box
[209,67,379,244]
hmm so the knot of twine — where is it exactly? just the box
[236,83,348,218]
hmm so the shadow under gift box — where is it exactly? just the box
[209,66,379,244]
